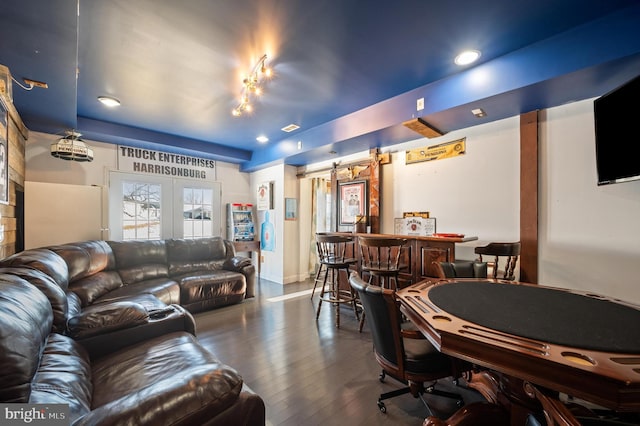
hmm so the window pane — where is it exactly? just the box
[183,187,214,239]
[122,182,161,240]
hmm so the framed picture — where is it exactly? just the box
[256,181,273,211]
[0,98,8,205]
[285,198,297,221]
[338,179,367,225]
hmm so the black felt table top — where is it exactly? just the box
[428,281,640,354]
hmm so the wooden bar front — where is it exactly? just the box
[327,232,477,287]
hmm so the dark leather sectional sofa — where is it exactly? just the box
[0,237,264,425]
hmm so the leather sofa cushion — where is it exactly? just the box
[0,267,69,333]
[108,240,168,270]
[50,241,115,283]
[69,271,124,307]
[89,332,243,425]
[92,277,180,306]
[29,333,92,424]
[0,248,70,290]
[167,238,228,276]
[67,300,150,339]
[178,270,246,307]
[0,277,52,402]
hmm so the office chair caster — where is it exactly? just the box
[379,371,386,382]
[377,400,386,413]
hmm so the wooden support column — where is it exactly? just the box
[520,111,539,283]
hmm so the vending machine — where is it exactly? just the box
[226,203,256,241]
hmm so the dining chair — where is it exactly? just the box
[434,260,488,279]
[313,233,360,328]
[349,272,464,416]
[474,242,521,281]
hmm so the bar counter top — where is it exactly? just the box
[325,232,478,283]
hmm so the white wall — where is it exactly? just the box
[539,100,640,303]
[381,117,520,260]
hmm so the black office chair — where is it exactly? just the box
[349,272,464,416]
[434,260,488,279]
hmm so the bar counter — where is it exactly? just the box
[327,232,478,286]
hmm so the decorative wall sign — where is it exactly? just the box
[256,182,273,211]
[117,145,216,180]
[0,98,8,205]
[338,180,367,226]
[406,137,466,164]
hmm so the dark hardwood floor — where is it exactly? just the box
[194,277,485,425]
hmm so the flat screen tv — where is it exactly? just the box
[594,74,640,185]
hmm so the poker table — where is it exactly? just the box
[397,279,640,424]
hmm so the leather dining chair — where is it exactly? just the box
[474,242,521,281]
[349,272,464,416]
[434,260,488,279]
[313,233,360,328]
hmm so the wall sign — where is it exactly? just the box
[406,137,466,164]
[117,145,216,180]
[256,182,273,211]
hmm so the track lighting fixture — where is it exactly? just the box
[232,54,272,116]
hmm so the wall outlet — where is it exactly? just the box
[417,97,424,111]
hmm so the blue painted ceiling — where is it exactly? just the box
[1,0,640,171]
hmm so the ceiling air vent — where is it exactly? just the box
[281,124,300,132]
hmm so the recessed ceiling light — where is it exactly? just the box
[256,135,269,143]
[454,50,481,66]
[97,96,121,107]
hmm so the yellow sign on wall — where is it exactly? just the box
[405,138,466,164]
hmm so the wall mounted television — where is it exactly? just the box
[594,74,640,185]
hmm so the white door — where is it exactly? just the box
[174,180,222,238]
[109,171,221,240]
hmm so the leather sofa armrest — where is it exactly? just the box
[67,301,149,339]
[224,256,252,270]
[77,304,196,359]
[224,256,256,299]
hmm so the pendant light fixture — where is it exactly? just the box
[50,130,94,162]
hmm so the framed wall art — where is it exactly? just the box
[285,198,297,221]
[338,180,367,226]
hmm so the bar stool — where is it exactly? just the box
[357,236,408,332]
[358,236,408,290]
[314,234,360,328]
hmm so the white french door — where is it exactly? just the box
[109,171,221,241]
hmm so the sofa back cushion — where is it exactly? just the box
[166,237,228,276]
[0,267,69,333]
[107,240,169,285]
[0,248,69,291]
[50,241,122,307]
[50,241,116,282]
[0,275,53,402]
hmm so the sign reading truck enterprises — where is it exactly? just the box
[117,146,216,181]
